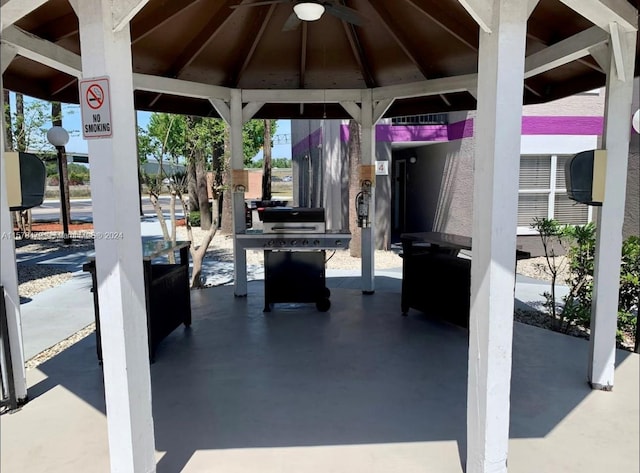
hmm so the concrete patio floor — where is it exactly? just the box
[2,275,638,473]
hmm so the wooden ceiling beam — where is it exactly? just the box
[230,4,275,87]
[1,0,49,31]
[299,22,308,88]
[130,0,200,44]
[559,0,637,32]
[341,19,376,88]
[369,0,452,106]
[1,25,82,77]
[148,0,235,107]
[30,12,78,41]
[165,1,236,78]
[403,0,478,51]
[49,75,77,97]
[367,0,429,80]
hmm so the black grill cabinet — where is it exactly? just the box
[263,250,330,312]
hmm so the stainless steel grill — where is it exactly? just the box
[235,207,351,312]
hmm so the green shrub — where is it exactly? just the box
[533,217,639,348]
[189,210,201,227]
[618,236,639,340]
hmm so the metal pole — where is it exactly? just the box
[57,146,72,244]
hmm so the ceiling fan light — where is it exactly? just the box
[293,2,325,21]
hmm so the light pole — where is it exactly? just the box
[47,126,72,245]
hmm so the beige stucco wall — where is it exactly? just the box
[524,88,605,116]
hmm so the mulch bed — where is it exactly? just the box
[15,218,186,233]
[15,222,95,233]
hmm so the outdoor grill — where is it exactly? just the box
[236,207,350,312]
[262,207,326,234]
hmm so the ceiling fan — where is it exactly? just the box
[231,1,364,31]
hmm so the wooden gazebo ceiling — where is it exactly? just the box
[2,0,639,119]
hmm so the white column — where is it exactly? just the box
[72,1,155,472]
[588,29,637,390]
[0,48,27,402]
[467,2,528,472]
[230,89,248,296]
[360,90,375,293]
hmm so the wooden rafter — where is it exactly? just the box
[369,0,452,106]
[49,75,77,97]
[165,1,236,78]
[341,20,376,88]
[131,0,201,44]
[149,0,235,106]
[526,32,604,74]
[300,22,308,88]
[368,0,429,78]
[403,0,478,51]
[230,4,276,87]
[30,12,78,41]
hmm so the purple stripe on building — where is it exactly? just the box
[447,119,475,140]
[375,125,450,141]
[521,116,604,135]
[292,128,323,156]
[294,116,602,150]
[339,120,474,142]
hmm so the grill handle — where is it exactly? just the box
[270,225,319,232]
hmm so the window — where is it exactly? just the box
[518,154,591,230]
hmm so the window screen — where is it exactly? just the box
[520,155,551,189]
[554,195,589,225]
[518,194,549,227]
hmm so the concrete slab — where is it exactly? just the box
[2,283,637,473]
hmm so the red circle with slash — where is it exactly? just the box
[86,84,104,110]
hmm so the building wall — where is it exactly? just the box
[290,86,639,254]
[291,119,392,246]
[624,80,639,238]
[395,133,475,237]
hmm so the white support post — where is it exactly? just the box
[588,29,637,390]
[230,89,248,297]
[0,56,28,403]
[0,0,49,31]
[360,90,375,293]
[72,1,155,472]
[467,1,528,472]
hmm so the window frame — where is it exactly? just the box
[517,153,593,235]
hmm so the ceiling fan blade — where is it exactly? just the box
[282,12,302,31]
[230,0,289,9]
[324,3,364,26]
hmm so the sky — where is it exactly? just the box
[9,93,292,161]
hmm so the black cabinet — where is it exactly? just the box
[401,246,471,327]
[400,232,530,327]
[263,250,331,312]
[83,241,191,363]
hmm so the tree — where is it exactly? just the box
[348,119,362,257]
[138,113,271,286]
[261,119,272,200]
[3,89,13,150]
[186,115,213,230]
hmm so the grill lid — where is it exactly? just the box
[261,207,325,223]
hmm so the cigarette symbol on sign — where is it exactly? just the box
[86,84,104,110]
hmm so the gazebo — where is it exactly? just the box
[1,1,637,472]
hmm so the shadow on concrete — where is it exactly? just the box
[27,278,633,473]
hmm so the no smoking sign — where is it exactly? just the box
[79,76,112,139]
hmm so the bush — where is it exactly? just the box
[618,236,639,340]
[189,210,201,227]
[534,217,639,348]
